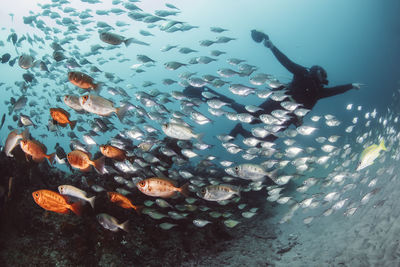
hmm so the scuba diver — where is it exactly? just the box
[183,30,362,141]
[227,30,362,140]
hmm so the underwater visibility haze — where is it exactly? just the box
[1,0,400,266]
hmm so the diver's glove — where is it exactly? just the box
[251,30,269,43]
[264,39,274,49]
[352,83,364,89]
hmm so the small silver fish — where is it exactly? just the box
[193,219,211,227]
[200,185,240,201]
[162,122,202,140]
[97,213,129,232]
[4,128,29,157]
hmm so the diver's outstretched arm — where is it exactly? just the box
[251,30,307,75]
[319,84,354,99]
[269,45,308,76]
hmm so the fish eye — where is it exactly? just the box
[201,188,206,194]
[139,181,146,187]
[35,193,39,197]
[234,166,239,171]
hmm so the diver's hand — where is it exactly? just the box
[251,30,269,43]
[264,40,274,49]
[352,83,364,89]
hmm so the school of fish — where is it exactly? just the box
[0,0,399,234]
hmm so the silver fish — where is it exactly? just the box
[97,213,129,232]
[200,184,240,201]
[4,128,28,157]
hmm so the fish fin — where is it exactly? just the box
[119,220,129,232]
[87,196,96,209]
[115,104,130,122]
[70,201,82,216]
[133,205,143,215]
[69,120,77,130]
[59,123,68,128]
[93,156,105,174]
[124,38,134,47]
[46,153,56,165]
[179,183,190,198]
[379,139,387,151]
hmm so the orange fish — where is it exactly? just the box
[32,189,81,215]
[136,178,189,198]
[99,145,131,161]
[107,192,142,214]
[50,108,77,130]
[68,71,101,92]
[67,150,105,174]
[20,139,55,165]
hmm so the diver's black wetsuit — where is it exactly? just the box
[268,46,354,111]
[183,44,355,141]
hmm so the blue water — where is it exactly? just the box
[1,0,400,266]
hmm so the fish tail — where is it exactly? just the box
[119,220,129,232]
[124,38,134,47]
[379,139,387,151]
[179,183,190,198]
[69,120,77,130]
[88,195,96,209]
[70,201,82,216]
[46,153,56,165]
[93,156,106,174]
[115,104,131,122]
